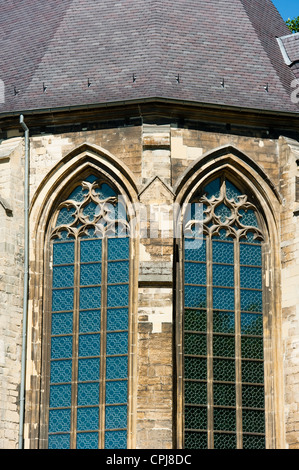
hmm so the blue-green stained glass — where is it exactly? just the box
[225,180,242,202]
[214,203,232,223]
[213,287,235,310]
[79,286,101,309]
[105,405,127,429]
[239,209,258,228]
[50,384,72,408]
[240,266,262,289]
[77,432,99,449]
[213,264,234,287]
[241,313,263,336]
[240,289,262,312]
[185,238,206,261]
[242,385,264,408]
[240,243,262,266]
[53,265,74,288]
[78,358,100,382]
[105,430,127,449]
[80,239,102,263]
[49,409,71,433]
[108,261,129,284]
[213,334,235,358]
[82,201,98,222]
[79,309,101,333]
[80,263,101,286]
[51,335,73,359]
[52,288,74,312]
[77,383,100,406]
[56,206,76,226]
[106,381,128,405]
[184,332,206,356]
[68,185,88,202]
[108,237,129,260]
[51,312,73,335]
[48,433,70,449]
[184,262,206,285]
[106,356,128,380]
[78,333,100,357]
[203,178,221,199]
[241,336,264,360]
[53,241,74,265]
[107,284,129,308]
[77,407,99,431]
[107,308,128,331]
[50,360,72,384]
[106,332,128,356]
[85,174,98,184]
[185,285,207,309]
[212,241,234,264]
[95,183,117,199]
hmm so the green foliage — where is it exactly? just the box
[286,16,299,33]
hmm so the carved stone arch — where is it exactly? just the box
[25,143,139,449]
[174,149,284,449]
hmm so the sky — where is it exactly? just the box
[272,0,298,20]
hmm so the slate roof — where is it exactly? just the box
[0,0,298,116]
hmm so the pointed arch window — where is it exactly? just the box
[181,175,267,449]
[41,174,131,449]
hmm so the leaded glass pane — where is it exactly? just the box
[80,263,101,286]
[185,238,206,261]
[213,408,236,432]
[50,384,72,408]
[213,287,235,311]
[78,358,100,382]
[213,311,234,334]
[105,430,127,449]
[225,180,242,202]
[77,383,100,406]
[213,264,234,287]
[106,356,128,380]
[240,243,262,266]
[80,239,102,263]
[50,360,72,384]
[77,407,99,431]
[241,360,264,384]
[213,383,236,407]
[214,433,236,449]
[185,357,207,380]
[53,265,74,288]
[185,309,207,332]
[240,290,262,312]
[184,262,206,285]
[213,335,235,358]
[48,434,70,450]
[240,266,262,289]
[243,434,265,449]
[51,335,73,359]
[185,381,207,405]
[108,261,129,284]
[241,336,264,360]
[212,241,234,264]
[238,209,258,228]
[203,178,221,199]
[185,431,207,449]
[107,308,129,331]
[185,285,207,309]
[79,310,101,333]
[49,409,71,433]
[105,405,127,429]
[213,358,235,382]
[106,380,128,405]
[76,432,99,449]
[214,203,232,223]
[241,313,263,336]
[51,312,73,335]
[78,333,101,357]
[242,385,264,409]
[52,288,74,312]
[79,286,101,309]
[184,333,206,356]
[242,409,265,434]
[185,406,207,430]
[107,284,129,308]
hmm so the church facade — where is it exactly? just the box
[0,0,299,449]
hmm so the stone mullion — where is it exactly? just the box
[99,236,108,449]
[70,235,80,449]
[206,232,214,449]
[234,236,242,449]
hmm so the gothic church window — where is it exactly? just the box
[41,174,131,449]
[182,175,266,449]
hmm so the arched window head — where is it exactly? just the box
[182,175,266,449]
[41,173,131,449]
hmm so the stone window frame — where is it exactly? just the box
[25,144,139,449]
[174,147,284,449]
